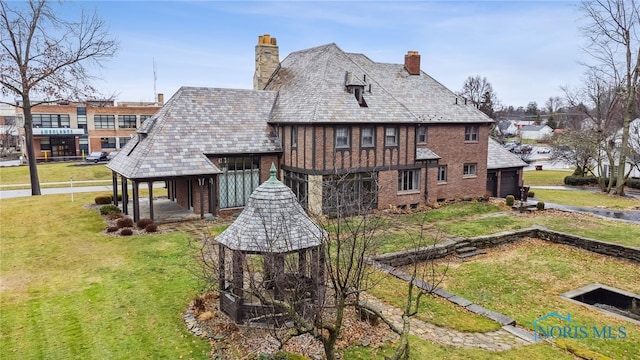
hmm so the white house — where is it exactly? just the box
[599,118,640,180]
[520,125,553,141]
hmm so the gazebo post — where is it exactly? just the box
[148,180,154,221]
[298,251,307,276]
[218,246,226,291]
[132,181,140,222]
[232,251,244,298]
[111,171,119,206]
[121,175,128,215]
[273,253,285,301]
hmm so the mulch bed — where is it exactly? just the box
[185,292,397,359]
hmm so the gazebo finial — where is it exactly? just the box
[267,162,278,183]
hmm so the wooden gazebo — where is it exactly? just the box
[215,164,326,324]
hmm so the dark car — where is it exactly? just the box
[86,151,108,163]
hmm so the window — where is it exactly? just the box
[417,127,427,144]
[463,163,477,177]
[361,127,374,147]
[464,125,479,142]
[291,126,298,148]
[140,115,153,122]
[32,114,70,128]
[385,127,398,146]
[40,137,51,151]
[398,169,420,192]
[437,166,447,183]
[101,137,116,149]
[119,137,131,148]
[118,115,137,128]
[94,115,115,129]
[335,127,349,148]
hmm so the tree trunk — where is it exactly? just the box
[21,95,41,195]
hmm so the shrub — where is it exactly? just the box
[120,228,133,236]
[116,217,134,228]
[136,218,154,229]
[536,201,545,210]
[95,195,112,205]
[527,191,535,198]
[144,223,158,233]
[505,195,515,206]
[564,175,598,186]
[627,178,640,189]
[100,204,121,216]
[106,226,119,233]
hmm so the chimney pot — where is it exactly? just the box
[404,51,421,75]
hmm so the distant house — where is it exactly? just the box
[486,138,527,198]
[598,118,640,180]
[515,120,537,133]
[107,35,494,221]
[496,120,517,137]
[520,125,553,141]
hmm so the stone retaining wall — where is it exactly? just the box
[373,226,639,267]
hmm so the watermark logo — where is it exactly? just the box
[532,312,626,342]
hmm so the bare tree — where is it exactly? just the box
[562,68,625,191]
[458,75,499,119]
[0,0,118,195]
[579,0,640,195]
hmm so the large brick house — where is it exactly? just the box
[108,35,516,221]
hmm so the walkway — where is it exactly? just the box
[359,294,532,351]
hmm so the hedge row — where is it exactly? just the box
[564,175,640,189]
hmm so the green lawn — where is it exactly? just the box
[524,169,573,186]
[0,193,210,359]
[0,162,112,187]
[531,189,639,210]
[433,239,640,360]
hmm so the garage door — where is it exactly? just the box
[499,170,519,198]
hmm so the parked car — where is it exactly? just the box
[107,151,119,161]
[86,151,108,163]
[537,147,551,154]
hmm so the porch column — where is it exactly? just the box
[198,178,205,219]
[132,181,140,222]
[111,171,118,206]
[148,180,154,221]
[307,174,323,215]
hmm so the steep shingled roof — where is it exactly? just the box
[107,87,282,179]
[266,43,494,124]
[487,138,528,169]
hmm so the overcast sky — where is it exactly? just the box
[63,1,588,109]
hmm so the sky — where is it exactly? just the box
[46,1,589,109]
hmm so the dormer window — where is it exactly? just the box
[345,71,368,108]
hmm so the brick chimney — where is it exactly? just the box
[253,34,280,90]
[157,93,164,106]
[404,51,421,75]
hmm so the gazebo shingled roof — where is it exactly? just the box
[216,164,326,253]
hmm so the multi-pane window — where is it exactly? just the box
[94,115,115,129]
[385,127,398,146]
[101,137,116,149]
[361,127,374,147]
[398,169,419,192]
[417,127,427,143]
[437,166,447,183]
[40,138,51,151]
[118,115,137,128]
[463,163,477,177]
[32,114,70,128]
[119,137,131,148]
[335,127,350,148]
[291,126,298,148]
[140,115,153,122]
[77,107,87,131]
[464,125,479,142]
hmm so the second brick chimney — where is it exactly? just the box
[404,51,421,75]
